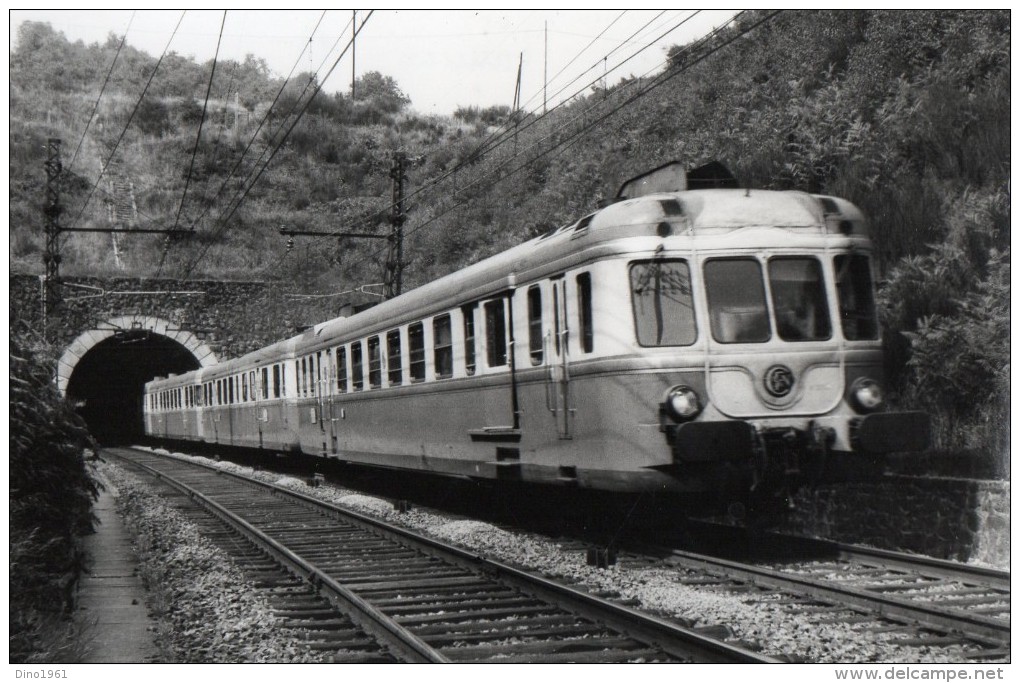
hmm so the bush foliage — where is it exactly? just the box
[10,333,100,662]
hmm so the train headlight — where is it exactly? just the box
[665,385,702,421]
[850,378,885,413]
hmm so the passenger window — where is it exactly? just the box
[433,315,453,379]
[300,358,308,397]
[704,259,769,343]
[336,346,348,393]
[527,286,543,365]
[387,330,402,386]
[409,322,426,382]
[351,341,364,391]
[368,336,382,388]
[273,365,281,398]
[229,377,235,404]
[484,299,507,367]
[262,368,269,399]
[631,260,698,346]
[462,304,477,376]
[577,272,594,353]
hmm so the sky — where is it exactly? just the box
[9,9,737,116]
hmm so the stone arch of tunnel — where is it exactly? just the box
[59,316,218,444]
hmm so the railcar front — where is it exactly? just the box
[584,189,930,495]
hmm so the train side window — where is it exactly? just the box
[527,286,543,365]
[577,272,594,353]
[631,259,698,346]
[229,377,235,404]
[242,373,249,402]
[300,358,308,397]
[351,341,364,391]
[281,363,287,398]
[484,299,507,367]
[368,336,382,388]
[272,365,281,398]
[261,368,269,399]
[834,254,879,340]
[433,315,453,379]
[704,259,770,343]
[387,330,402,386]
[336,346,348,393]
[462,304,477,376]
[409,322,426,382]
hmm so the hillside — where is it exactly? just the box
[8,10,1010,461]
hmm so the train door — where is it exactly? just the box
[546,276,572,439]
[324,349,340,455]
[253,369,265,448]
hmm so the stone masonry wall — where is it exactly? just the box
[785,477,1009,569]
[10,274,347,361]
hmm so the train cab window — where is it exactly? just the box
[433,315,454,379]
[351,341,364,391]
[834,254,879,340]
[387,330,402,386]
[768,257,831,341]
[409,322,426,382]
[631,259,698,346]
[462,304,477,376]
[336,347,348,393]
[368,336,383,388]
[484,299,508,367]
[527,286,543,365]
[704,259,770,344]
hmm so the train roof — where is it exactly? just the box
[146,186,869,388]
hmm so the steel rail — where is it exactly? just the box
[108,450,447,663]
[655,545,1009,647]
[111,448,778,663]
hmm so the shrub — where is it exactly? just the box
[10,333,99,662]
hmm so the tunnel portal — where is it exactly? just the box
[58,316,218,445]
[65,331,201,444]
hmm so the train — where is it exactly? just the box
[144,162,929,499]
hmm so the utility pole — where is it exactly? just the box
[40,140,193,324]
[386,152,407,299]
[43,138,63,319]
[544,21,548,114]
[351,10,357,99]
[280,151,408,300]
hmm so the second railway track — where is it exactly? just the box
[105,447,775,664]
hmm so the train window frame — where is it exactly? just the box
[336,346,348,393]
[484,299,508,368]
[387,329,403,386]
[630,259,699,347]
[351,341,365,391]
[527,285,544,365]
[433,314,454,379]
[272,365,281,398]
[262,368,269,399]
[576,271,594,354]
[368,336,383,389]
[703,258,771,344]
[409,322,426,383]
[462,303,477,376]
[767,256,832,342]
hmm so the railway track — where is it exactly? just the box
[104,447,776,664]
[631,523,1010,660]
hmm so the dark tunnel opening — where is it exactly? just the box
[65,331,201,445]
